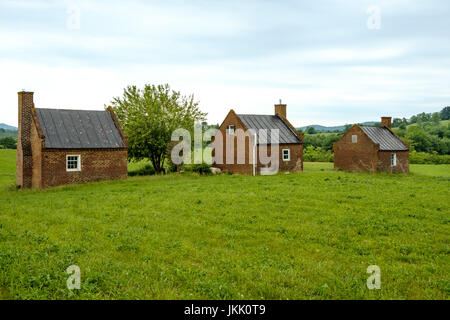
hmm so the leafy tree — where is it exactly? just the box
[0,137,16,149]
[406,126,432,153]
[392,118,403,128]
[441,106,450,120]
[431,112,441,124]
[110,84,207,174]
[344,124,353,132]
[305,126,317,134]
[303,146,334,162]
[303,133,342,151]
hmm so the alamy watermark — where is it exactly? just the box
[66,265,81,290]
[366,265,381,290]
[66,4,81,30]
[366,5,381,30]
[170,124,282,175]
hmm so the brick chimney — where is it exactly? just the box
[381,117,392,129]
[17,91,34,188]
[275,100,287,119]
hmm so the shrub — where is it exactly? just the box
[0,137,16,149]
[192,163,212,175]
[166,158,178,173]
[304,146,334,162]
[128,164,156,176]
[409,151,450,164]
[181,163,212,175]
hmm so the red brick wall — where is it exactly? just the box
[40,149,128,188]
[213,110,303,174]
[213,110,253,174]
[377,151,409,173]
[16,91,34,188]
[334,125,410,173]
[30,119,43,188]
[333,125,379,172]
[256,143,303,174]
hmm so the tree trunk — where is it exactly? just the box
[150,152,164,174]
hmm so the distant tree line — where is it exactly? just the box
[0,137,16,149]
[391,107,450,155]
[392,106,450,129]
[298,107,450,163]
[0,128,17,139]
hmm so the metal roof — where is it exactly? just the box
[35,108,126,149]
[236,114,302,144]
[360,126,409,151]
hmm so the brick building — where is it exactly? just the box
[17,91,128,189]
[212,103,303,175]
[333,117,409,173]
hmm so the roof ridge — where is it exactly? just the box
[237,114,277,117]
[36,107,106,112]
[236,113,301,144]
[275,114,302,143]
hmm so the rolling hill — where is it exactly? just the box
[298,122,377,132]
[0,123,17,131]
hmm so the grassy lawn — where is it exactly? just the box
[305,161,450,177]
[0,150,449,299]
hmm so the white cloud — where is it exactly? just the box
[1,0,449,128]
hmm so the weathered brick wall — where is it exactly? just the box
[213,110,253,174]
[334,125,410,173]
[377,151,409,173]
[275,104,287,118]
[17,91,34,188]
[256,143,303,174]
[30,118,43,188]
[334,125,378,172]
[40,149,128,188]
[212,110,303,174]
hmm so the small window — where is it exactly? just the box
[66,155,81,172]
[227,125,235,135]
[282,149,290,161]
[391,153,397,167]
[352,135,357,143]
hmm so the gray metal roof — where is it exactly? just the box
[35,108,126,149]
[360,126,409,151]
[237,114,302,144]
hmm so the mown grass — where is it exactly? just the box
[0,150,449,299]
[305,161,450,177]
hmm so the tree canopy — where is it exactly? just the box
[110,84,207,173]
[0,137,16,149]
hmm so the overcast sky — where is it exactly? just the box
[1,0,449,127]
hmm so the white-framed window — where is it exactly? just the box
[66,155,81,172]
[227,125,235,135]
[352,135,358,143]
[282,148,290,161]
[391,153,397,167]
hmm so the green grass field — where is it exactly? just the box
[0,150,449,299]
[304,161,450,177]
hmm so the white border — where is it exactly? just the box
[282,148,290,161]
[391,153,397,167]
[227,125,235,135]
[66,154,81,172]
